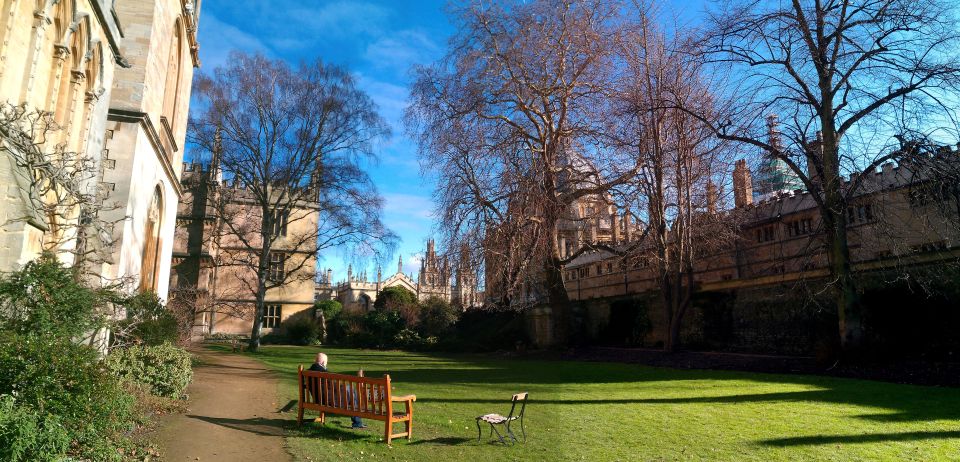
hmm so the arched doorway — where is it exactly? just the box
[359,293,372,312]
[140,187,163,292]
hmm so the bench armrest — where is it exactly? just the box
[391,394,416,402]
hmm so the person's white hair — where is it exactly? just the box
[315,352,328,368]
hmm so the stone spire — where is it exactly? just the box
[397,255,403,274]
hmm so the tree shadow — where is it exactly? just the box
[759,430,960,446]
[407,436,474,446]
[186,415,290,437]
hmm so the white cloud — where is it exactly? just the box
[363,29,439,72]
[382,193,435,220]
[197,13,273,70]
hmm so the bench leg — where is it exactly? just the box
[405,418,412,440]
[297,403,304,426]
[384,421,392,444]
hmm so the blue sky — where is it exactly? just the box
[193,0,710,284]
[195,0,456,282]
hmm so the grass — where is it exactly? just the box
[228,345,960,461]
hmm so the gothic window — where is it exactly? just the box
[140,187,164,292]
[268,209,288,237]
[785,218,813,237]
[756,225,775,243]
[161,19,184,140]
[264,304,282,328]
[268,252,286,282]
[847,203,874,225]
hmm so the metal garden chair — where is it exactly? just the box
[475,392,527,444]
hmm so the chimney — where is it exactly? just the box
[707,181,718,214]
[805,131,822,186]
[733,159,754,208]
[611,207,620,242]
[623,212,632,241]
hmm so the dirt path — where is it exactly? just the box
[154,347,293,462]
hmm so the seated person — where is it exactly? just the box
[310,352,367,429]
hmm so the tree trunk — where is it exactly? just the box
[545,254,573,346]
[825,207,863,354]
[248,260,268,351]
[819,112,863,356]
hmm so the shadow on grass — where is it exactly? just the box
[291,421,374,442]
[407,436,474,446]
[759,430,960,446]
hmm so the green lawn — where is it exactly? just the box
[233,345,960,461]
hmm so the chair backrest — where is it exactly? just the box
[507,392,528,420]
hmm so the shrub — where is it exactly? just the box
[284,317,321,345]
[105,343,193,399]
[0,334,135,461]
[0,395,70,462]
[443,309,527,351]
[315,299,342,342]
[114,291,181,346]
[362,310,406,347]
[418,296,459,337]
[0,254,108,339]
[393,328,438,350]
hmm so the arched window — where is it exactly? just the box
[140,187,164,292]
[53,16,84,139]
[161,19,183,135]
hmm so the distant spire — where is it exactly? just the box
[398,255,403,274]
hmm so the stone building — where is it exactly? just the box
[0,0,201,303]
[170,162,320,336]
[315,239,481,313]
[546,145,960,349]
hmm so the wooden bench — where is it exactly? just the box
[297,365,416,444]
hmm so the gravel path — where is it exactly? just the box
[154,348,293,462]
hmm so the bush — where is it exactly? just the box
[114,291,180,346]
[362,310,407,347]
[442,309,527,351]
[418,297,460,337]
[284,317,321,345]
[0,334,135,461]
[0,395,70,462]
[0,254,108,339]
[105,343,193,399]
[393,328,438,350]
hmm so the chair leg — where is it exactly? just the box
[490,424,507,445]
[476,419,482,442]
[297,403,304,426]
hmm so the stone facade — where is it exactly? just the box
[316,239,481,313]
[99,0,200,299]
[0,0,200,304]
[554,147,960,348]
[0,0,121,270]
[170,162,320,336]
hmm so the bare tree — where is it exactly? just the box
[189,52,394,351]
[612,10,737,351]
[701,0,960,354]
[407,0,644,343]
[0,103,121,274]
